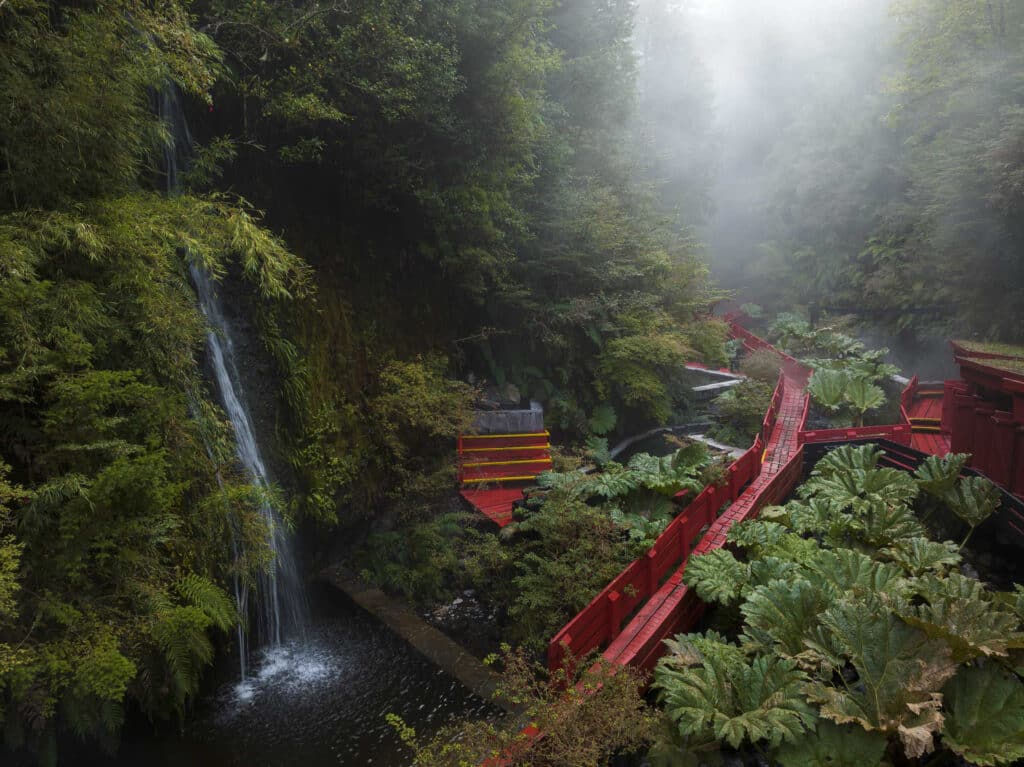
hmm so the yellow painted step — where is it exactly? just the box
[462,458,553,468]
[462,431,549,440]
[461,475,539,484]
[461,444,552,453]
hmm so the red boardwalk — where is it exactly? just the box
[905,380,952,455]
[600,373,807,672]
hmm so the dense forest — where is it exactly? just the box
[1,0,1023,765]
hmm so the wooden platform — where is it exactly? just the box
[458,487,525,527]
[457,431,550,527]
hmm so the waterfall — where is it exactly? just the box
[159,85,307,680]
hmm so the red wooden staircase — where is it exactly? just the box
[458,431,552,526]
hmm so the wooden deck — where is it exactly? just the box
[458,487,525,527]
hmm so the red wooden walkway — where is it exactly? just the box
[903,378,952,455]
[599,373,807,671]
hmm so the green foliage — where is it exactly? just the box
[588,404,618,436]
[708,379,773,446]
[944,475,1001,547]
[807,369,849,414]
[396,646,654,767]
[357,513,467,604]
[914,453,971,499]
[0,0,317,756]
[738,348,783,383]
[656,635,816,750]
[654,444,1024,765]
[774,720,889,767]
[941,663,1024,766]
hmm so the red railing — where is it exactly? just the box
[546,431,767,671]
[545,375,786,671]
[900,375,918,425]
[728,321,811,385]
[798,423,912,446]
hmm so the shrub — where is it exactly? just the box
[708,379,773,446]
[392,646,655,767]
[740,348,784,382]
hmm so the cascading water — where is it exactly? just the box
[159,85,307,680]
[190,268,308,650]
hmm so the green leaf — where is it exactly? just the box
[914,454,969,498]
[843,378,885,421]
[807,369,848,412]
[806,600,956,758]
[656,639,816,750]
[741,579,828,658]
[944,475,1001,534]
[881,537,961,576]
[682,549,749,605]
[774,720,888,767]
[942,664,1024,766]
[588,403,618,435]
[806,548,906,599]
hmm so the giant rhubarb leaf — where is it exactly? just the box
[805,600,956,759]
[774,720,888,767]
[941,663,1024,766]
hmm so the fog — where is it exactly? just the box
[634,0,897,304]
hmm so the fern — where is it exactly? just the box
[176,574,237,632]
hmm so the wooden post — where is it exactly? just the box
[646,548,658,595]
[607,591,623,639]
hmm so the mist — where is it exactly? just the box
[631,0,1024,348]
[635,0,895,290]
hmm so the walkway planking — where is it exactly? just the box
[601,372,807,671]
[908,384,952,455]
